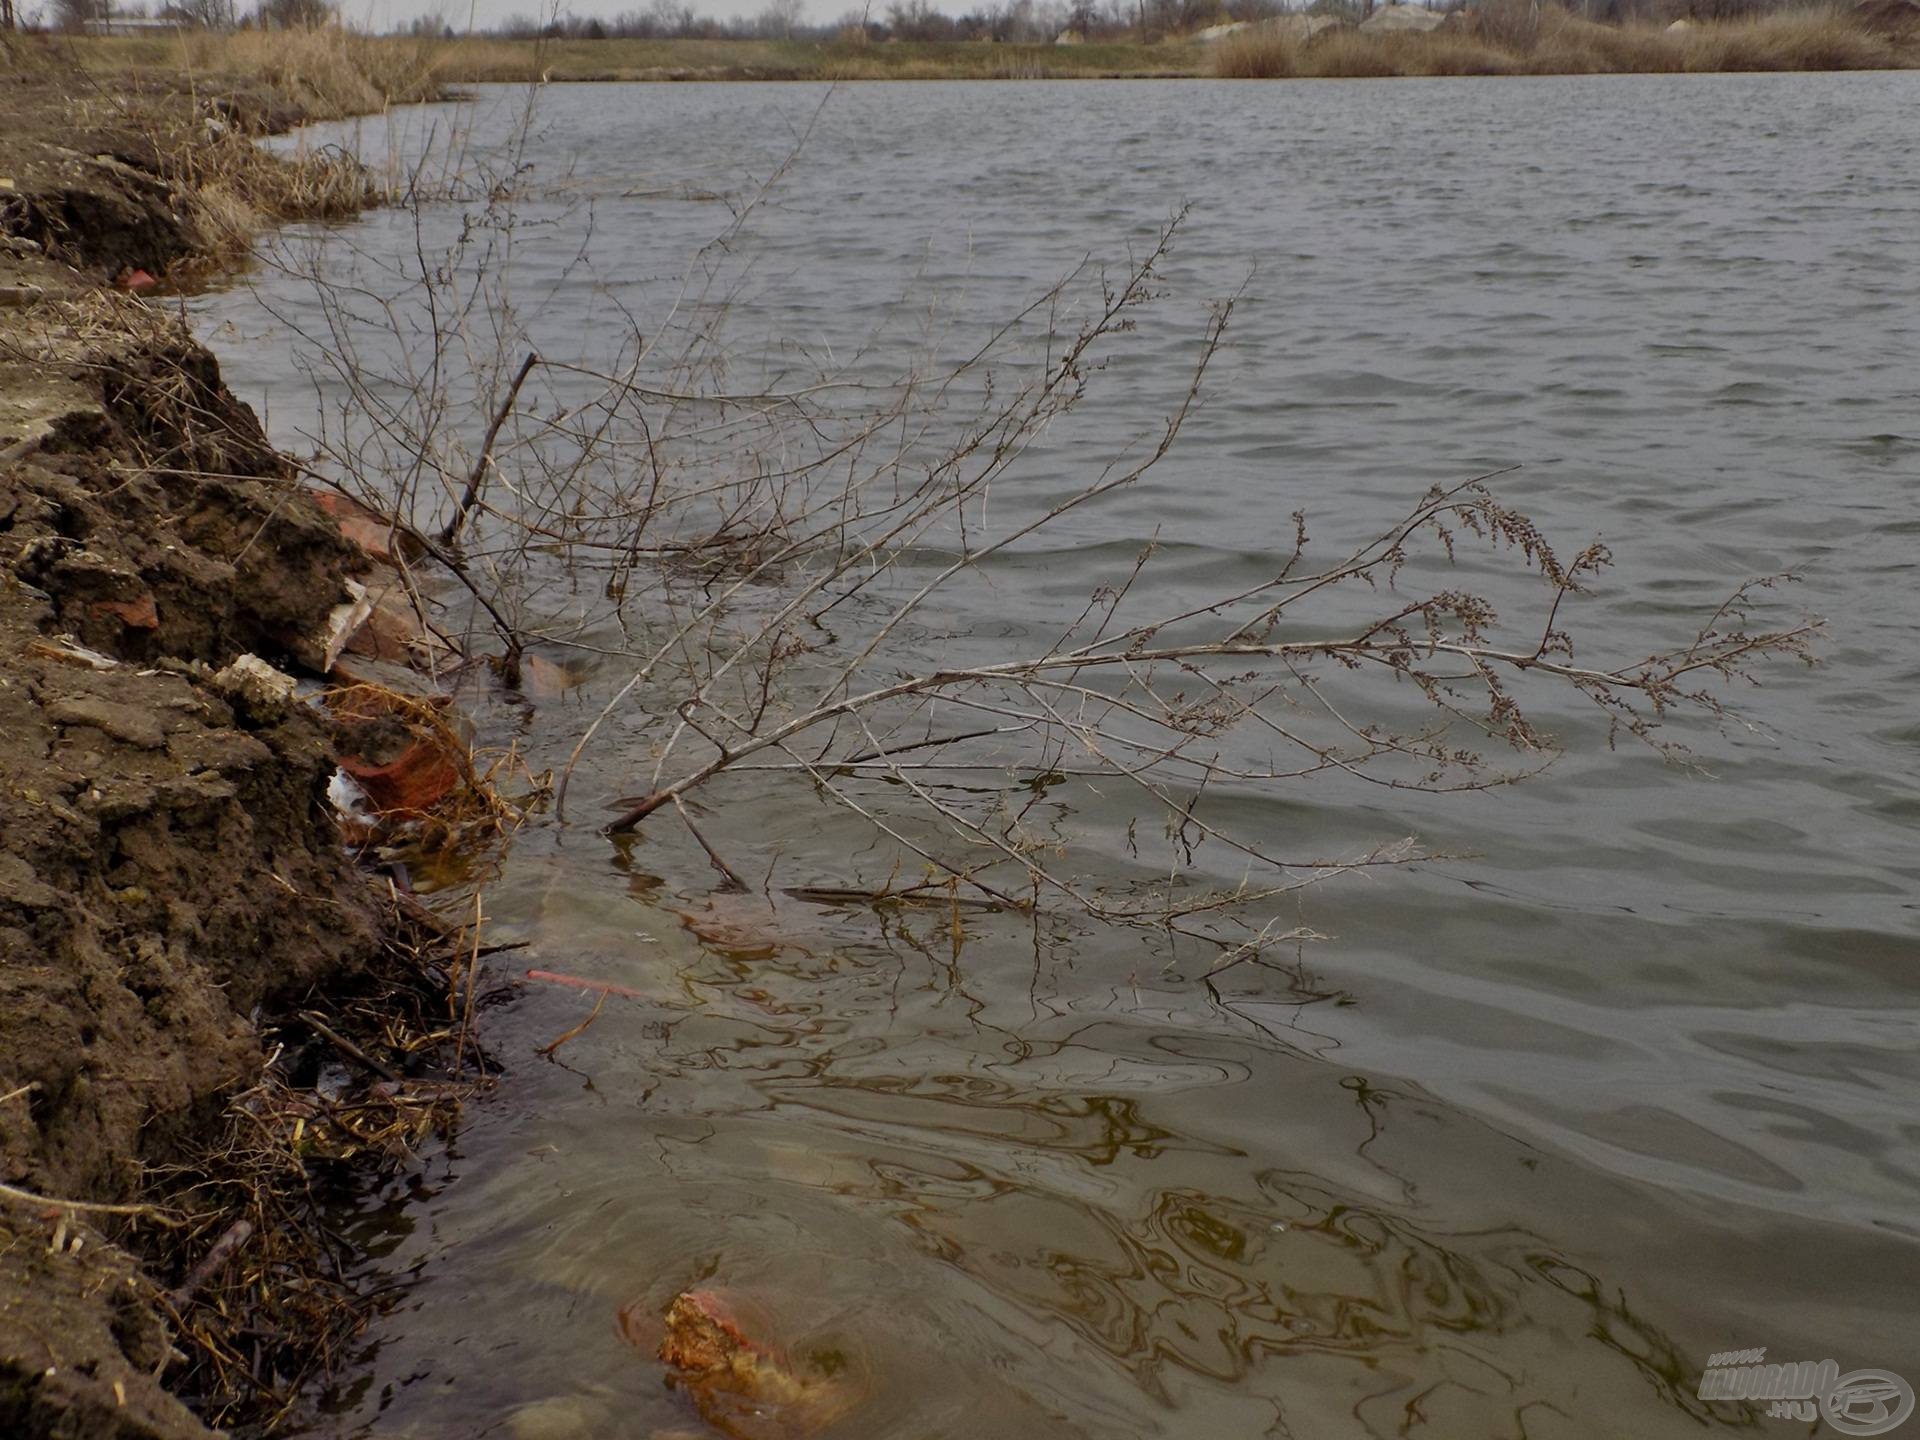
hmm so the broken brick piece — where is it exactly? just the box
[336,741,459,815]
[88,593,160,630]
[309,489,416,563]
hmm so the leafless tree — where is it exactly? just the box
[754,0,804,36]
[257,0,331,27]
[171,0,237,27]
[51,0,107,33]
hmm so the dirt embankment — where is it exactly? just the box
[1,59,434,1440]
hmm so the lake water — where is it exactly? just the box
[195,75,1920,1439]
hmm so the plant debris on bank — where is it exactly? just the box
[0,45,502,1440]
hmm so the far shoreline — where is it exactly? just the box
[52,4,1920,87]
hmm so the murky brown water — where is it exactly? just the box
[196,75,1920,1438]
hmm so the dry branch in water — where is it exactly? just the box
[266,110,1815,969]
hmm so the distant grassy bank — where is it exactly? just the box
[51,27,453,115]
[62,32,1207,84]
[446,34,1206,80]
[1216,2,1919,75]
[50,5,1918,89]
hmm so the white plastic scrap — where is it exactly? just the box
[327,767,372,820]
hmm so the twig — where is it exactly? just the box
[454,894,484,1077]
[673,794,748,891]
[439,350,540,548]
[168,1219,255,1307]
[0,1179,179,1225]
[297,1011,401,1084]
[784,885,1006,911]
[525,968,645,999]
[537,990,607,1058]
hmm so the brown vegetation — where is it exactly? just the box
[44,11,1916,87]
[57,27,450,116]
[1215,2,1916,76]
[0,36,416,278]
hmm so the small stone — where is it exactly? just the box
[212,653,298,717]
[505,1396,615,1440]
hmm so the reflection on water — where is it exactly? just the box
[303,847,1906,1439]
[193,73,1920,1439]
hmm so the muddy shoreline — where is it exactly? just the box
[1,56,461,1439]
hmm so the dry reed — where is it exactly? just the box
[172,130,380,260]
[90,27,454,117]
[1215,4,1914,77]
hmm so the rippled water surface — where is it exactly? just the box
[196,75,1920,1438]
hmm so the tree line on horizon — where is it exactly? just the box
[485,0,1814,42]
[32,0,327,34]
[14,0,1841,42]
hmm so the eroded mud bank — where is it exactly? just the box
[2,61,447,1440]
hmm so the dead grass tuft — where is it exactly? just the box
[166,128,380,264]
[164,28,451,118]
[1296,29,1411,76]
[1680,5,1906,67]
[135,893,481,1432]
[1391,33,1521,74]
[1213,28,1302,76]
